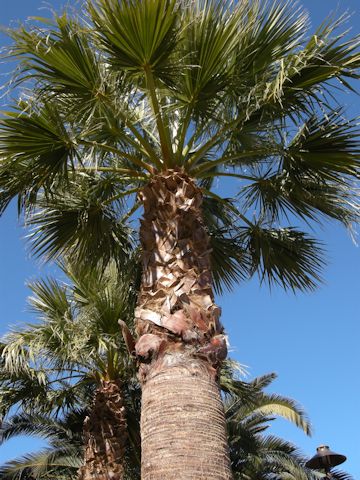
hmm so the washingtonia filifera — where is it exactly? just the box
[0,1,360,478]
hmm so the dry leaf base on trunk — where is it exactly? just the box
[78,380,127,480]
[136,170,232,480]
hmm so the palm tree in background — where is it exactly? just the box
[225,372,353,480]
[0,261,141,480]
[0,1,359,478]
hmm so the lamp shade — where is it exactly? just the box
[305,445,346,470]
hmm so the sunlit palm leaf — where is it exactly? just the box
[174,0,248,117]
[0,102,76,213]
[28,278,71,322]
[90,0,179,80]
[8,14,101,98]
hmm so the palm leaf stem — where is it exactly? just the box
[144,65,173,167]
[97,95,161,169]
[192,150,272,175]
[75,166,147,178]
[43,374,87,386]
[78,140,152,173]
[202,188,254,227]
[186,117,246,168]
[197,171,258,182]
[121,200,141,221]
[101,187,143,207]
[177,105,193,162]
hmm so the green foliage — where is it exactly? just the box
[27,179,135,266]
[0,259,141,478]
[89,0,180,79]
[0,0,359,293]
[239,225,325,291]
[0,412,83,480]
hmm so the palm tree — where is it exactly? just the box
[0,1,359,478]
[0,261,141,480]
[225,373,354,480]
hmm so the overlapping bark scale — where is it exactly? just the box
[79,380,127,480]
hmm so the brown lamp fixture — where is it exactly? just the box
[306,445,346,475]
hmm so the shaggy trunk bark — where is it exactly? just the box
[136,169,232,480]
[78,379,127,480]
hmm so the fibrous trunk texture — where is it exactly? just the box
[136,169,232,480]
[78,379,127,480]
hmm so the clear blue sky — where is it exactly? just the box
[0,0,359,477]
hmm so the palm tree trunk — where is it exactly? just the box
[136,169,232,480]
[78,379,127,480]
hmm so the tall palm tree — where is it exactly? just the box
[0,261,141,480]
[0,1,359,478]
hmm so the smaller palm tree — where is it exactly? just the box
[0,260,140,480]
[225,372,353,480]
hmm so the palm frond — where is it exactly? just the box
[0,102,76,214]
[175,0,248,115]
[0,411,83,445]
[209,229,252,294]
[26,177,135,266]
[202,194,253,293]
[7,14,101,99]
[0,448,81,480]
[239,225,325,292]
[27,278,71,322]
[89,0,179,81]
[330,469,355,480]
[243,394,311,435]
[242,171,360,227]
[287,113,360,176]
[235,0,308,77]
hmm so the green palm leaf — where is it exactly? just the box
[90,0,179,78]
[8,14,101,98]
[0,102,76,213]
[26,177,134,266]
[0,413,83,480]
[239,225,325,291]
[224,369,315,480]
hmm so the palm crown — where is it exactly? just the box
[1,0,359,292]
